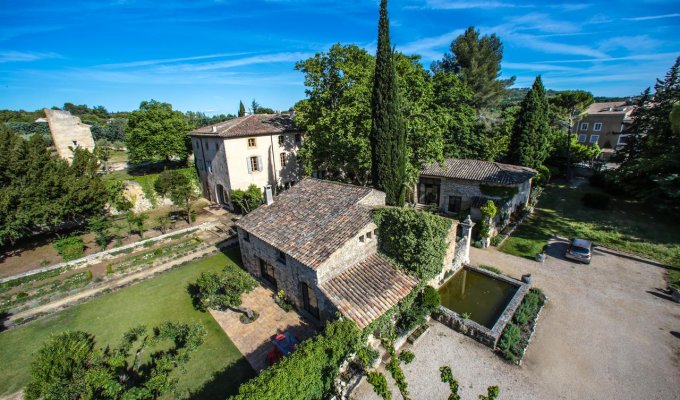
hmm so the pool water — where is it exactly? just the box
[438,268,518,329]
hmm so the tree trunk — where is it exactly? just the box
[232,306,254,319]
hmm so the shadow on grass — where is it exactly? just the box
[188,357,255,400]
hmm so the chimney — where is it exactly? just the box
[290,110,296,120]
[264,185,274,205]
[211,126,217,133]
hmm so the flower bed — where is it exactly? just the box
[497,288,546,364]
[107,237,203,273]
[0,271,93,313]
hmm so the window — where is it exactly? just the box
[277,250,286,264]
[243,231,250,242]
[204,141,208,150]
[247,137,256,148]
[577,134,587,143]
[301,282,319,319]
[215,142,219,151]
[580,122,588,131]
[617,135,631,146]
[247,156,262,173]
[593,122,602,132]
[72,140,78,146]
[447,196,462,213]
[295,133,301,144]
[260,259,277,288]
[359,234,365,243]
[278,135,284,145]
[374,229,378,236]
[366,231,373,240]
[589,135,599,144]
[280,152,286,166]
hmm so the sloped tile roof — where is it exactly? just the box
[190,114,299,138]
[320,254,419,329]
[421,158,536,185]
[235,178,379,269]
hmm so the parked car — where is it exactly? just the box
[565,238,593,264]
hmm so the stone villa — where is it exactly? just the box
[417,158,536,224]
[190,114,303,208]
[235,178,421,328]
[573,101,636,159]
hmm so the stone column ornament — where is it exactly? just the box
[460,215,475,264]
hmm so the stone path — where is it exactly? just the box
[210,286,317,372]
[353,242,680,399]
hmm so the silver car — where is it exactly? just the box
[565,238,593,264]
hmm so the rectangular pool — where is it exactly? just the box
[439,267,519,329]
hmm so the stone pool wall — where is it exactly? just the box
[436,265,529,348]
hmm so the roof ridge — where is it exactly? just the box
[224,114,254,133]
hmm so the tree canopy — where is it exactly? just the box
[508,76,551,169]
[25,322,206,400]
[614,57,680,216]
[370,0,407,206]
[192,264,258,318]
[0,129,107,246]
[125,100,192,163]
[433,26,515,109]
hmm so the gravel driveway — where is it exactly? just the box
[352,240,680,399]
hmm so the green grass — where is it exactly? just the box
[500,183,680,270]
[0,250,254,399]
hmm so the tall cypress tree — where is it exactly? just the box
[370,0,407,206]
[508,76,550,169]
[238,101,246,117]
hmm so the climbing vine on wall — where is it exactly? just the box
[479,184,518,199]
[373,207,452,280]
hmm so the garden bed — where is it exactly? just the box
[497,287,546,364]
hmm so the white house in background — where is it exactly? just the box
[189,114,303,208]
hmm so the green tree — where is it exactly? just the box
[433,26,515,109]
[549,90,594,178]
[615,57,680,216]
[370,0,407,206]
[193,267,258,319]
[250,99,260,114]
[230,184,263,214]
[125,100,191,163]
[154,169,198,224]
[88,215,111,250]
[25,322,207,400]
[508,76,550,169]
[432,70,478,159]
[238,100,246,117]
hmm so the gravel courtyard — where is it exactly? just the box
[353,241,680,399]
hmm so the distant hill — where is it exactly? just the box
[501,88,634,107]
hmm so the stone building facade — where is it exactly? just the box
[417,159,536,228]
[190,114,303,208]
[235,178,419,327]
[43,108,95,163]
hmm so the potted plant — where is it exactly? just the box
[535,244,548,263]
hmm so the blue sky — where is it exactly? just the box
[1,0,678,115]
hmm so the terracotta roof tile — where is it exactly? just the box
[320,254,419,329]
[190,114,299,138]
[421,158,536,185]
[235,178,379,269]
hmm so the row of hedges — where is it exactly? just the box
[373,207,452,280]
[498,288,546,363]
[229,319,361,400]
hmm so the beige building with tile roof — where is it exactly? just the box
[235,178,420,327]
[190,113,303,208]
[573,101,636,154]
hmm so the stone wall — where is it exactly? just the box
[438,179,483,214]
[237,227,336,324]
[316,222,378,284]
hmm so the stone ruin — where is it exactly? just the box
[43,108,95,163]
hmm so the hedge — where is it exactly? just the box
[229,319,361,400]
[373,207,452,280]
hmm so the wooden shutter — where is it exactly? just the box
[247,157,252,174]
[257,156,263,171]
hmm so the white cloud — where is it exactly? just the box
[0,51,61,63]
[96,52,256,68]
[598,35,662,52]
[502,62,578,72]
[398,29,464,59]
[622,13,680,21]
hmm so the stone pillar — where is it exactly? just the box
[460,216,475,264]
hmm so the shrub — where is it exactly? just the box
[513,288,543,325]
[479,200,498,239]
[231,319,361,400]
[398,350,415,364]
[373,207,452,280]
[357,345,379,370]
[367,371,391,400]
[386,352,409,399]
[231,184,263,215]
[106,265,113,275]
[490,235,503,247]
[53,236,85,261]
[581,192,611,209]
[16,292,28,299]
[85,270,93,281]
[396,305,427,332]
[498,323,521,362]
[533,165,551,187]
[420,285,440,313]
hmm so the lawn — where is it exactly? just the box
[500,182,680,270]
[0,250,255,399]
